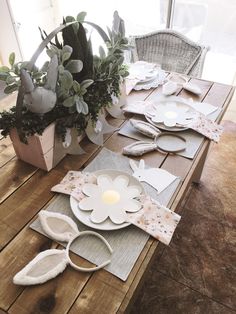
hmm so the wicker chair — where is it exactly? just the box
[130,29,209,78]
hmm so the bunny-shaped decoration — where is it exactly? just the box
[13,211,113,285]
[129,159,178,194]
[20,55,58,114]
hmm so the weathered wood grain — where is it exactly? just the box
[0,137,15,168]
[0,158,37,204]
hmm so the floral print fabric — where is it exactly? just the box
[189,112,224,142]
[127,195,181,245]
[51,171,96,202]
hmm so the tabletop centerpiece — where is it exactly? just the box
[0,11,130,171]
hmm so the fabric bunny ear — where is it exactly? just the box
[13,249,68,285]
[129,159,139,172]
[39,210,79,242]
[139,159,145,169]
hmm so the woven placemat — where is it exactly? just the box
[30,148,181,281]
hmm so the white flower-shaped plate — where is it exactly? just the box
[145,96,195,132]
[70,170,144,231]
[128,61,157,81]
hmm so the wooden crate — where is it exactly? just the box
[10,123,67,171]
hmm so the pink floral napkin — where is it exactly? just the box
[51,171,96,201]
[188,112,223,142]
[51,171,181,245]
[127,195,180,245]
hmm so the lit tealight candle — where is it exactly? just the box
[102,190,120,205]
[165,111,178,119]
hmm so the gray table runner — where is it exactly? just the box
[118,108,221,159]
[31,148,181,281]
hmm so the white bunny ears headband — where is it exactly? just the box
[13,211,113,285]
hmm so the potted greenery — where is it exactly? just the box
[0,11,129,171]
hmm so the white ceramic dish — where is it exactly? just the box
[137,71,159,83]
[70,169,144,231]
[144,96,194,132]
[134,77,160,91]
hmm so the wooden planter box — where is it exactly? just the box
[9,123,78,171]
[9,87,126,171]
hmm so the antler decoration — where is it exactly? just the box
[13,211,113,285]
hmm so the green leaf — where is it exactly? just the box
[99,46,106,59]
[46,49,55,58]
[6,76,16,84]
[58,65,64,74]
[0,72,9,81]
[81,100,88,115]
[107,27,113,41]
[62,45,73,55]
[65,16,75,23]
[63,96,75,107]
[60,70,73,89]
[76,98,88,114]
[80,79,94,89]
[77,12,87,23]
[9,52,15,66]
[0,66,10,73]
[65,60,83,73]
[80,87,87,96]
[50,45,59,55]
[62,52,71,63]
[4,83,18,94]
[73,80,81,93]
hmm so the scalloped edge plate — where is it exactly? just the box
[70,169,144,231]
[144,96,194,132]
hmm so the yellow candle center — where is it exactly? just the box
[102,190,120,204]
[165,111,178,119]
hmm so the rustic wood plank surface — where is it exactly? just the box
[0,77,234,314]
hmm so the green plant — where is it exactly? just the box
[0,11,130,142]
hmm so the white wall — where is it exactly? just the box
[0,0,22,65]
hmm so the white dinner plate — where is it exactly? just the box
[70,169,144,231]
[144,96,194,132]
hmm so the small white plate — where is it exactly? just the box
[70,169,144,231]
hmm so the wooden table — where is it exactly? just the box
[0,76,234,314]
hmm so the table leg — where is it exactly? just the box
[192,141,211,184]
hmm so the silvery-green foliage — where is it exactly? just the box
[0,52,47,94]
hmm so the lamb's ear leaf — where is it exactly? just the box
[139,159,145,169]
[129,159,138,172]
[39,210,79,242]
[20,69,34,93]
[45,55,58,91]
[13,249,68,286]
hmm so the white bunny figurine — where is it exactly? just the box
[129,159,177,194]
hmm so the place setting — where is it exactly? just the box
[120,94,224,159]
[125,61,167,94]
[16,147,182,283]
